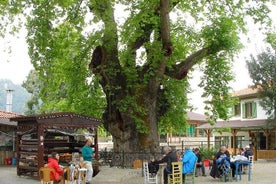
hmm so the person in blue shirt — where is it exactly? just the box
[81,136,94,184]
[182,148,198,182]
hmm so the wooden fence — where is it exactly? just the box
[257,150,276,160]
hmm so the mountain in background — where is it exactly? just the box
[0,79,30,114]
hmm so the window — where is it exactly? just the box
[215,136,230,148]
[242,101,257,119]
[198,129,205,137]
[231,136,244,148]
[187,125,195,137]
[234,104,241,116]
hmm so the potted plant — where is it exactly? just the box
[199,147,217,167]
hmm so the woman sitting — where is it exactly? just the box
[47,152,65,184]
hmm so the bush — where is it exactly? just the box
[199,146,217,160]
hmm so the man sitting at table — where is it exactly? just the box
[211,146,235,179]
[243,145,253,174]
[151,146,177,184]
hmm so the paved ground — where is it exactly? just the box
[1,160,276,184]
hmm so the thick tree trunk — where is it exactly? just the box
[103,89,160,154]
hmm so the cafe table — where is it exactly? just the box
[233,160,251,182]
[157,163,167,184]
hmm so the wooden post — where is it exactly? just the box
[264,130,271,150]
[204,129,212,150]
[231,129,238,155]
[37,124,45,172]
[94,128,99,160]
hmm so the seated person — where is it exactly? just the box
[182,148,198,181]
[211,146,235,179]
[244,145,253,158]
[243,145,253,173]
[151,146,177,184]
[193,148,207,177]
[47,152,65,184]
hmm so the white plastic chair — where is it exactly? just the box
[65,164,76,184]
[77,167,87,184]
[143,162,158,184]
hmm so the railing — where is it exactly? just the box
[99,150,163,168]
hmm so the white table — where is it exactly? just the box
[158,163,167,184]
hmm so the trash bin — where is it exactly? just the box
[5,158,11,165]
[12,157,17,165]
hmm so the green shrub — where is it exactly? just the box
[199,146,218,160]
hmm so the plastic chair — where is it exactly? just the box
[143,161,158,184]
[219,168,232,182]
[39,167,55,184]
[184,162,196,184]
[64,165,77,184]
[77,165,87,184]
[168,162,183,184]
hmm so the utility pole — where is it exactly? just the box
[6,89,14,112]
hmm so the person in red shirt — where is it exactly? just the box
[47,152,65,184]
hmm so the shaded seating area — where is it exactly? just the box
[10,112,101,179]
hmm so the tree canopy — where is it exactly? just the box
[0,0,274,153]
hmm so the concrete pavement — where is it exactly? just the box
[1,160,276,184]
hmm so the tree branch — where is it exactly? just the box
[165,46,213,79]
[160,0,173,56]
[128,0,180,53]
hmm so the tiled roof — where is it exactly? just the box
[0,110,23,126]
[232,86,261,98]
[0,110,23,119]
[187,111,207,122]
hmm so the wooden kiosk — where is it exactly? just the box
[10,112,101,177]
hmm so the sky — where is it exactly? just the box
[0,28,33,85]
[0,4,275,114]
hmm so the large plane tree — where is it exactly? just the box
[0,1,273,154]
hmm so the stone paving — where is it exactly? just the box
[1,160,276,184]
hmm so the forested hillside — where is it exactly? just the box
[0,79,30,114]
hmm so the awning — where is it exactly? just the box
[197,119,273,130]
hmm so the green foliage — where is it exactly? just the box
[199,146,218,160]
[202,17,242,52]
[158,77,189,134]
[246,47,276,119]
[0,0,274,141]
[266,32,276,50]
[199,54,236,124]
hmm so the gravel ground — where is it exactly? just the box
[1,160,276,184]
